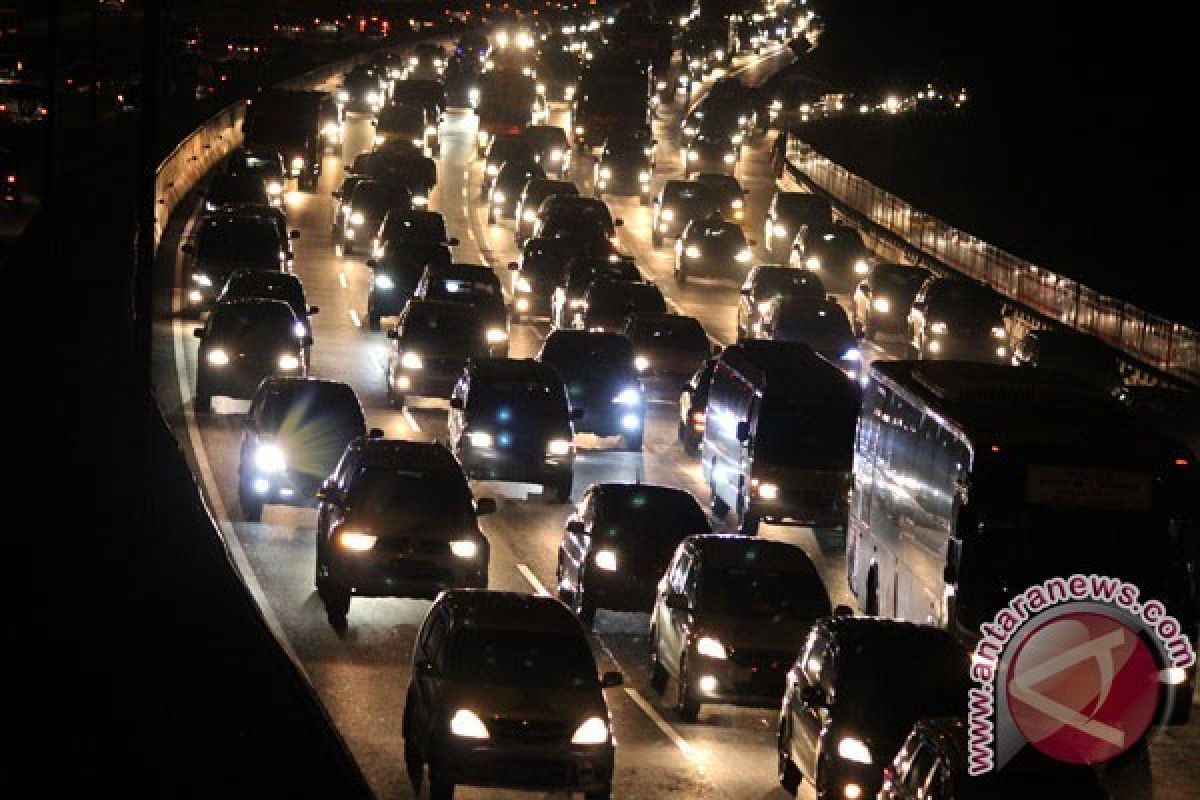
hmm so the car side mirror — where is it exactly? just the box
[475,497,497,516]
[507,261,519,271]
[833,604,854,617]
[566,519,586,535]
[368,427,385,438]
[799,685,827,709]
[735,420,750,442]
[613,218,624,227]
[711,344,722,356]
[665,592,690,611]
[193,327,205,338]
[912,300,926,312]
[570,408,584,421]
[448,237,460,246]
[365,258,377,267]
[386,329,398,339]
[600,671,624,688]
[308,305,319,315]
[181,244,194,254]
[449,396,464,410]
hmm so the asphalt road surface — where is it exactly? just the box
[150,43,1200,800]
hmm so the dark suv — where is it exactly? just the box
[313,438,494,622]
[908,277,1010,363]
[538,330,645,450]
[193,299,309,411]
[448,358,579,502]
[402,590,622,799]
[414,263,509,354]
[737,265,825,342]
[386,301,491,407]
[237,378,368,521]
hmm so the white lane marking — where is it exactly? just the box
[170,209,308,679]
[348,308,362,327]
[401,408,421,433]
[338,271,348,289]
[516,563,549,596]
[513,563,707,775]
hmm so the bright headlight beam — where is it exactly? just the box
[696,636,728,659]
[571,717,609,744]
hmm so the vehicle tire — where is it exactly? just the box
[640,193,650,206]
[343,241,353,255]
[403,739,424,790]
[676,653,700,722]
[240,491,263,522]
[487,208,495,225]
[674,264,688,287]
[865,567,880,616]
[429,774,455,800]
[321,580,351,623]
[624,429,643,451]
[778,723,801,795]
[552,474,573,504]
[710,479,730,518]
[194,389,212,413]
[649,629,668,695]
[584,789,612,800]
[652,230,663,247]
[864,321,877,342]
[739,512,761,536]
[368,311,381,331]
[575,576,597,630]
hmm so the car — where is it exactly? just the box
[678,357,718,456]
[390,79,446,147]
[524,124,571,178]
[374,102,435,154]
[674,213,754,285]
[682,132,738,178]
[372,208,456,260]
[365,240,451,331]
[557,483,712,629]
[680,102,741,148]
[508,237,579,321]
[481,133,534,195]
[764,191,833,259]
[448,358,579,502]
[908,278,1010,363]
[193,299,309,411]
[224,147,287,206]
[386,301,493,407]
[579,279,667,333]
[331,175,364,225]
[336,179,412,254]
[514,178,578,245]
[777,617,969,800]
[552,254,642,330]
[216,269,318,340]
[488,159,545,224]
[182,213,293,308]
[652,180,721,246]
[693,172,745,223]
[313,438,494,622]
[789,221,871,292]
[0,147,20,208]
[356,147,437,207]
[0,52,25,83]
[414,263,509,353]
[593,132,654,204]
[407,42,446,80]
[532,47,580,103]
[737,265,826,341]
[0,81,48,124]
[337,67,385,113]
[650,535,832,721]
[202,172,270,213]
[624,312,713,398]
[851,263,931,342]
[401,590,622,799]
[760,298,862,380]
[533,197,622,247]
[1011,328,1123,391]
[538,330,645,450]
[237,377,368,521]
[880,717,1110,799]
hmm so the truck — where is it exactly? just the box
[473,67,536,155]
[241,89,340,191]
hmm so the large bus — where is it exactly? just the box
[701,339,859,537]
[848,361,1197,720]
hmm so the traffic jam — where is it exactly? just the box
[167,2,1198,798]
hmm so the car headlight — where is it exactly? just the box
[772,223,788,238]
[485,164,500,176]
[634,355,649,372]
[374,134,386,146]
[515,276,532,293]
[294,322,307,339]
[804,255,821,270]
[366,91,380,105]
[714,49,725,60]
[687,150,699,161]
[486,328,508,344]
[549,148,563,162]
[837,736,873,764]
[638,171,651,183]
[412,137,424,148]
[450,709,490,739]
[412,195,428,207]
[930,321,948,335]
[337,90,349,103]
[685,245,701,259]
[736,248,753,263]
[350,211,365,226]
[291,155,304,171]
[338,531,377,551]
[598,167,611,180]
[991,325,1007,339]
[723,152,736,164]
[564,85,575,99]
[683,126,696,136]
[449,539,478,558]
[731,132,743,145]
[372,273,396,291]
[756,301,773,314]
[854,259,870,275]
[467,431,493,448]
[491,191,505,205]
[254,443,286,473]
[696,636,728,659]
[400,351,423,369]
[522,209,537,222]
[841,348,862,362]
[191,272,212,287]
[575,125,585,135]
[660,208,674,221]
[468,87,480,104]
[571,716,609,745]
[266,180,283,195]
[612,387,641,405]
[206,348,229,366]
[536,82,546,94]
[731,198,744,210]
[547,438,572,456]
[278,353,301,370]
[594,549,618,571]
[872,296,890,313]
[756,481,780,499]
[408,55,419,66]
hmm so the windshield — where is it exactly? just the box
[667,184,714,206]
[258,387,365,475]
[629,318,708,351]
[836,638,966,727]
[425,273,499,302]
[384,216,446,242]
[814,229,864,250]
[778,194,830,218]
[401,309,487,351]
[446,629,596,688]
[594,489,711,547]
[196,225,279,263]
[347,466,471,530]
[874,267,927,294]
[209,303,294,340]
[222,276,303,312]
[542,335,633,367]
[755,399,857,469]
[700,567,830,620]
[471,379,570,423]
[756,269,824,297]
[929,284,1004,321]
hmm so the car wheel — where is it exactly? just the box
[674,264,688,287]
[320,580,351,624]
[676,653,700,722]
[710,478,730,518]
[777,721,801,795]
[652,230,663,247]
[240,490,263,522]
[403,739,424,791]
[649,629,668,695]
[487,208,496,225]
[194,389,212,413]
[368,311,381,331]
[584,789,612,800]
[624,429,643,451]
[551,474,573,504]
[739,511,761,536]
[429,774,455,800]
[575,575,597,630]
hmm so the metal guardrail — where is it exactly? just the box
[782,133,1199,388]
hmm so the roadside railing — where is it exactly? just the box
[783,133,1199,387]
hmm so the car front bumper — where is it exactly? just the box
[330,547,488,598]
[433,739,613,793]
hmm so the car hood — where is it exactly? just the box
[692,612,814,654]
[437,679,606,723]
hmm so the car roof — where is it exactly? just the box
[439,589,583,634]
[225,270,302,290]
[688,534,820,573]
[468,357,560,382]
[349,437,462,470]
[592,482,698,504]
[820,615,962,650]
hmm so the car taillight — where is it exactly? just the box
[5,174,15,184]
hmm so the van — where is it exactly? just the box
[701,340,859,537]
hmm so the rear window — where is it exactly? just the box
[378,105,424,129]
[755,268,825,297]
[209,176,267,203]
[589,283,666,313]
[541,333,633,365]
[666,183,713,204]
